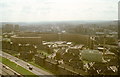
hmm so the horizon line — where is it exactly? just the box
[0,19,118,23]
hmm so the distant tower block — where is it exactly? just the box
[14,25,19,32]
[3,24,14,33]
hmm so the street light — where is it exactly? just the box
[58,33,61,41]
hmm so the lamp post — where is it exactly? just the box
[103,35,106,55]
[58,33,61,41]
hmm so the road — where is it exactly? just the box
[0,62,15,75]
[0,62,22,77]
[0,51,55,77]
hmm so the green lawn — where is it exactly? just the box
[0,56,38,77]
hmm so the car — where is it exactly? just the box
[3,65,9,69]
[2,65,6,68]
[27,64,30,66]
[29,66,33,70]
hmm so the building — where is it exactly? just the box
[3,24,14,33]
[2,24,20,33]
[14,25,19,32]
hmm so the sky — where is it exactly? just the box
[0,0,119,22]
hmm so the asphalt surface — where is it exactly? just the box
[0,62,21,77]
[0,63,14,75]
[0,51,55,77]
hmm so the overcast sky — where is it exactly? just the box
[0,0,119,22]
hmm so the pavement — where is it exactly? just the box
[0,62,22,77]
[0,51,55,77]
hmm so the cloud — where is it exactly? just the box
[0,0,119,22]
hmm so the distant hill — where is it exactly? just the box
[0,20,118,26]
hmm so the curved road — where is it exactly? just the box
[1,51,55,77]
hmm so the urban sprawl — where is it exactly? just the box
[1,21,119,76]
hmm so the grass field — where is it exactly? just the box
[0,56,38,77]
